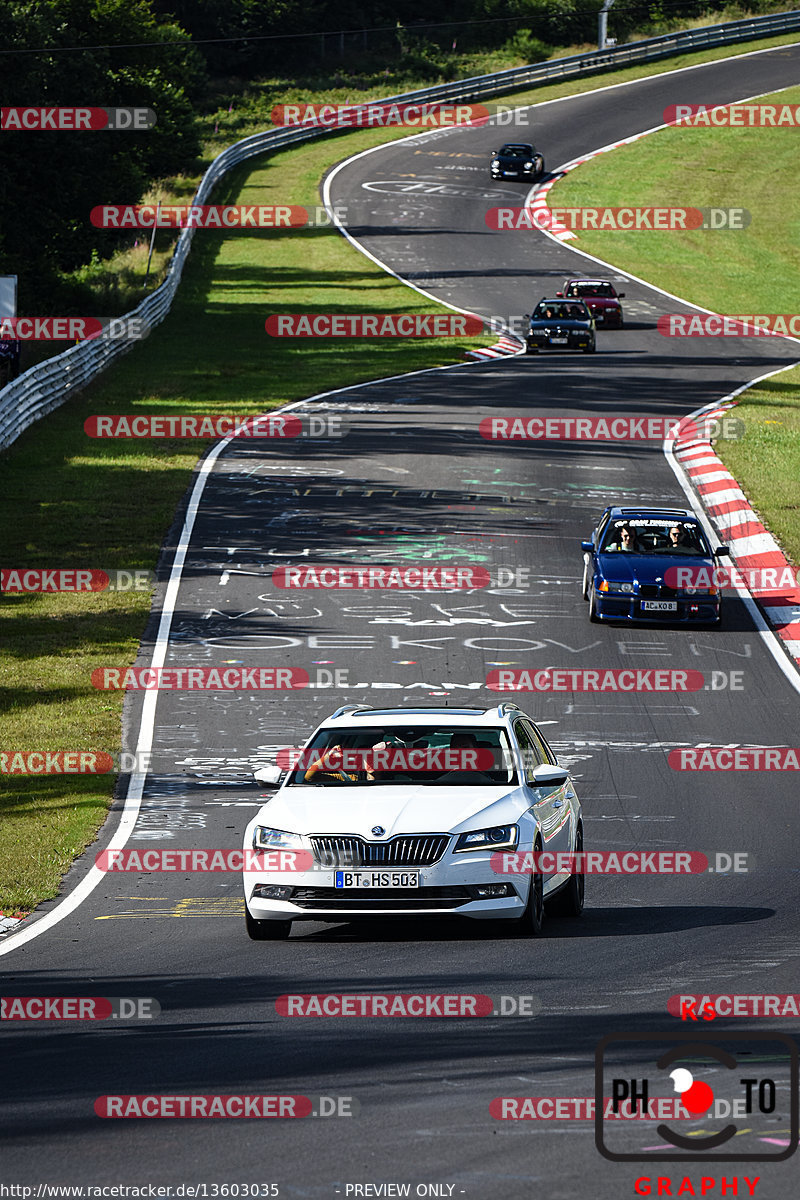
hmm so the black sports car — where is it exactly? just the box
[526,299,596,354]
[490,143,545,181]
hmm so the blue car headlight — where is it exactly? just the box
[454,825,518,853]
[599,581,634,594]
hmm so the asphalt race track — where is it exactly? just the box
[3,43,800,1200]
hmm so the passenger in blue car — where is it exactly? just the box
[604,524,637,552]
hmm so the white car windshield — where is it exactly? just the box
[286,726,518,786]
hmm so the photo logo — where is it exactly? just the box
[595,1032,798,1161]
[486,206,749,232]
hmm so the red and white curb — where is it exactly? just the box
[674,402,800,667]
[0,914,23,934]
[528,127,658,241]
[466,333,525,361]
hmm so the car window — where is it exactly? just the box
[513,720,546,782]
[572,282,615,297]
[501,145,532,157]
[601,519,708,555]
[286,726,518,786]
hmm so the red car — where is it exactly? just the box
[557,279,625,328]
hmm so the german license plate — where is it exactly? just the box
[335,870,420,889]
[641,600,677,612]
[550,337,569,344]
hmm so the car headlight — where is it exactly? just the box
[491,159,500,167]
[454,825,518,853]
[523,161,533,169]
[678,587,718,597]
[252,826,305,851]
[599,581,634,593]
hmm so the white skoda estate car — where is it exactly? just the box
[243,703,584,939]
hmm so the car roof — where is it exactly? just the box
[537,297,588,304]
[565,278,613,285]
[319,704,527,728]
[607,506,695,519]
[500,142,532,149]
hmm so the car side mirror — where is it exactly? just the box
[530,764,569,788]
[253,764,283,786]
[524,312,531,320]
[581,540,593,553]
[715,545,731,557]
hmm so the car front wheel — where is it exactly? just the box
[546,826,585,917]
[514,842,545,936]
[581,557,591,600]
[245,908,292,941]
[588,583,600,623]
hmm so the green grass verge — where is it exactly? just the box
[549,84,800,569]
[2,37,799,915]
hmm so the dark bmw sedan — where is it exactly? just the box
[490,142,545,181]
[581,506,730,624]
[526,299,595,354]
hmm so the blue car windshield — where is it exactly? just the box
[601,519,709,555]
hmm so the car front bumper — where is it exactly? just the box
[527,334,594,352]
[594,593,720,622]
[243,852,538,922]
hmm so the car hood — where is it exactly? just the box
[596,552,714,583]
[252,784,526,838]
[582,297,620,308]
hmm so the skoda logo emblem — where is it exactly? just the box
[372,826,386,837]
